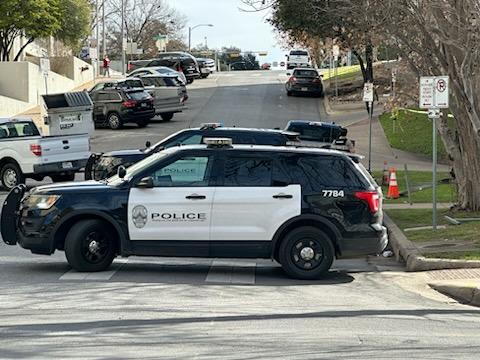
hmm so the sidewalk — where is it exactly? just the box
[383,203,453,210]
[426,269,480,307]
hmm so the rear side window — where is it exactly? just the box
[223,156,272,186]
[122,79,144,88]
[141,77,179,87]
[0,122,40,138]
[126,91,150,101]
[283,155,367,190]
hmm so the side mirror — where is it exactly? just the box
[136,176,154,189]
[117,166,126,179]
[145,141,151,148]
[286,72,291,76]
[320,74,324,78]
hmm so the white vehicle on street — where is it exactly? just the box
[286,50,311,69]
[128,66,187,85]
[137,74,187,121]
[0,118,90,189]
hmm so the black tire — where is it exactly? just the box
[137,118,149,128]
[287,91,292,97]
[107,112,123,130]
[161,113,174,121]
[278,226,335,280]
[65,219,117,272]
[51,173,75,182]
[187,78,194,84]
[0,162,25,190]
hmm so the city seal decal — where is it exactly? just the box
[132,205,148,228]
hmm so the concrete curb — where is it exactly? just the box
[384,214,480,271]
[428,281,480,307]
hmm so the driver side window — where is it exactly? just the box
[150,155,213,187]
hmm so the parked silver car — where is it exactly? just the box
[137,74,187,121]
[128,66,187,85]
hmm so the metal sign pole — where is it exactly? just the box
[432,113,437,230]
[368,101,373,172]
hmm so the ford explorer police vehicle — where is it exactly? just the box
[1,139,387,279]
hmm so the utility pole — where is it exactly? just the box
[95,0,100,77]
[102,0,106,61]
[121,0,125,75]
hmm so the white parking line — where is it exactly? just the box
[205,260,256,284]
[59,258,129,281]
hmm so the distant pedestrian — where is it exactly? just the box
[103,55,111,77]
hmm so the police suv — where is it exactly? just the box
[1,139,387,279]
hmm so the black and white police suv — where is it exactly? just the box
[1,139,387,279]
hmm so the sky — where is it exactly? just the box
[168,0,285,63]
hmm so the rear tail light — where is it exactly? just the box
[127,63,133,71]
[313,77,322,83]
[289,76,297,83]
[122,100,137,108]
[355,191,380,214]
[30,144,42,156]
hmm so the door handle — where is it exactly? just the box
[186,194,206,200]
[273,194,293,199]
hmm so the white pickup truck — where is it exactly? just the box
[0,118,90,190]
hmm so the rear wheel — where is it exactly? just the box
[0,162,24,190]
[137,118,149,128]
[51,173,75,182]
[65,219,117,272]
[187,78,194,84]
[107,112,122,130]
[161,112,174,121]
[279,226,334,279]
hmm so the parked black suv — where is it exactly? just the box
[1,140,387,279]
[89,84,155,130]
[128,52,200,84]
[85,124,299,180]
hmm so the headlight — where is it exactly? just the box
[24,195,61,210]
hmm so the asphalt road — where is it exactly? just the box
[1,71,479,359]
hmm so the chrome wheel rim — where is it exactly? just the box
[109,115,120,129]
[3,169,17,189]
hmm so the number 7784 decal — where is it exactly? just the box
[322,190,345,198]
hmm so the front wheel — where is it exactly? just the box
[161,113,174,121]
[278,226,335,279]
[65,219,117,272]
[0,162,25,190]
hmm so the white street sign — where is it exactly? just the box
[428,109,441,118]
[40,58,50,74]
[363,82,374,103]
[434,76,449,108]
[332,45,340,61]
[420,76,449,109]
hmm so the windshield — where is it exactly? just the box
[107,151,169,186]
[293,70,318,77]
[290,50,308,56]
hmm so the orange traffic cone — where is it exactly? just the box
[387,168,400,199]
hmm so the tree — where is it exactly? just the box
[0,0,61,61]
[245,0,480,211]
[105,0,186,58]
[377,0,480,210]
[56,0,91,52]
[242,0,388,83]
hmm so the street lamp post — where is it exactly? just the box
[188,24,214,51]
